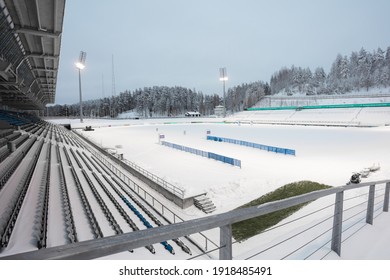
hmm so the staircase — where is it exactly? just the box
[194,195,216,214]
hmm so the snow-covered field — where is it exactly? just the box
[46,105,390,259]
[2,105,390,259]
[60,107,390,209]
[74,119,389,213]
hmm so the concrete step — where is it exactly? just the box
[194,194,216,214]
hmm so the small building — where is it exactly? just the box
[214,105,225,117]
[185,111,201,117]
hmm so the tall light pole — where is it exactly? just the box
[219,67,228,117]
[76,51,87,123]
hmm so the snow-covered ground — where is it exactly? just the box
[1,104,389,260]
[256,87,390,108]
[230,107,390,127]
[74,120,389,211]
[47,105,390,259]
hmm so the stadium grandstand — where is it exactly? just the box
[0,1,201,260]
[0,0,64,111]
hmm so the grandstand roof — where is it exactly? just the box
[0,0,66,110]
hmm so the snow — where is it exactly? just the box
[117,110,141,119]
[46,105,390,259]
[324,211,390,259]
[229,107,390,126]
[256,87,390,108]
[1,103,389,262]
[73,118,390,213]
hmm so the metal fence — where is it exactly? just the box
[3,179,389,260]
[161,140,242,168]
[207,135,296,156]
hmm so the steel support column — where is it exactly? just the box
[331,191,344,256]
[384,182,390,212]
[366,185,375,225]
[219,224,232,260]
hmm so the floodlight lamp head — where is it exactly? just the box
[79,51,87,64]
[219,67,228,81]
[75,62,85,69]
[76,51,87,69]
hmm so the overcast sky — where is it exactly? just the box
[54,0,390,105]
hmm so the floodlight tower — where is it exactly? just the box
[111,54,116,118]
[219,67,228,117]
[76,51,87,123]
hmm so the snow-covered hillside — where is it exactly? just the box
[254,88,390,108]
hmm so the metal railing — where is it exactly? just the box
[2,179,389,260]
[72,132,217,252]
[74,130,186,199]
[121,158,185,198]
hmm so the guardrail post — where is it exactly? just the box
[219,224,232,260]
[384,182,390,212]
[366,184,375,225]
[331,191,344,256]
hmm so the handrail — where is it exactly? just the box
[3,179,389,260]
[73,130,186,199]
[71,129,217,251]
[122,158,186,198]
[87,148,218,251]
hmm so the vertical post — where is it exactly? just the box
[78,69,83,123]
[384,182,390,212]
[219,224,232,260]
[223,79,226,117]
[219,67,228,117]
[366,184,375,225]
[331,191,344,256]
[76,51,86,122]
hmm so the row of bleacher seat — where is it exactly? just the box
[0,120,103,250]
[57,126,192,255]
[0,133,36,190]
[0,110,37,127]
[0,110,47,186]
[0,129,14,139]
[0,114,194,257]
[0,138,44,247]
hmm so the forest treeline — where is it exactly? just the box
[48,46,390,117]
[270,46,390,96]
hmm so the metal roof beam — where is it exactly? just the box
[36,76,55,79]
[32,67,57,72]
[0,89,20,94]
[14,26,61,38]
[40,83,56,87]
[25,52,59,59]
